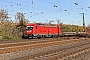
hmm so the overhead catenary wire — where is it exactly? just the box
[1,0,70,20]
[0,0,90,25]
[2,0,89,15]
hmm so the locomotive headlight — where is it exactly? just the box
[27,30,32,32]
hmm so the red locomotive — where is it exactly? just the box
[22,23,62,39]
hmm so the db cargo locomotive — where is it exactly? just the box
[22,24,62,39]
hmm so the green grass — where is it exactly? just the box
[0,31,21,41]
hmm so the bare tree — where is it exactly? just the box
[15,12,28,36]
[0,9,10,32]
[49,20,54,25]
[0,9,16,39]
[0,9,9,22]
[15,12,26,26]
[57,19,63,27]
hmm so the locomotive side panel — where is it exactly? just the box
[37,26,62,34]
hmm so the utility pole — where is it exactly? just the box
[81,13,85,32]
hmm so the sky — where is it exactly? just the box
[0,0,90,26]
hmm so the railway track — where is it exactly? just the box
[34,42,90,60]
[0,38,90,60]
[14,39,90,60]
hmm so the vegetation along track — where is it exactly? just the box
[0,38,90,60]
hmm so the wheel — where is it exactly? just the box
[22,36,27,39]
[22,34,27,39]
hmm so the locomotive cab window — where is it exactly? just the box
[26,26,33,30]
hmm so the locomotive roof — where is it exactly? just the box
[26,23,61,28]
